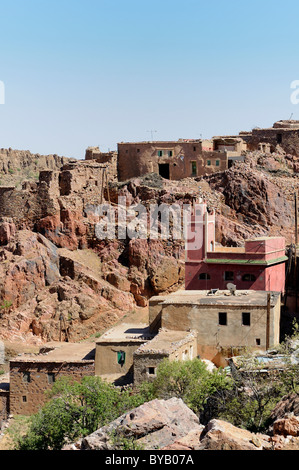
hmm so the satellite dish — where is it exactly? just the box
[227,283,237,295]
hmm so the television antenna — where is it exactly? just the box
[147,130,157,141]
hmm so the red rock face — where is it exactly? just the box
[0,151,298,343]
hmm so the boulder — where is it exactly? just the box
[198,419,271,450]
[77,398,204,450]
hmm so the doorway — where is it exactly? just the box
[159,163,170,179]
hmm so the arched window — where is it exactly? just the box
[199,273,211,280]
[242,273,256,282]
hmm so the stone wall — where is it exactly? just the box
[9,360,95,415]
[133,330,198,385]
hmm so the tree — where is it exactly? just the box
[16,376,145,451]
[137,358,233,416]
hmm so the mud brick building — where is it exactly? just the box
[133,329,198,386]
[148,290,281,367]
[95,323,154,385]
[9,343,95,415]
[117,138,244,181]
[246,120,299,156]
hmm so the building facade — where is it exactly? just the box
[9,343,95,415]
[117,139,244,181]
[133,329,198,386]
[185,202,287,293]
[149,290,281,367]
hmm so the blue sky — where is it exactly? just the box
[0,0,299,158]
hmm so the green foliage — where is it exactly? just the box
[16,376,146,451]
[137,358,233,415]
[109,430,145,450]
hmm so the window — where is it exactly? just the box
[199,273,210,280]
[207,160,211,166]
[216,160,220,167]
[277,134,282,144]
[219,312,227,326]
[23,372,31,383]
[242,273,256,282]
[137,148,140,153]
[225,271,234,281]
[256,338,261,346]
[168,150,173,157]
[158,150,163,157]
[148,367,156,376]
[193,146,196,152]
[48,373,55,384]
[191,161,197,176]
[22,396,27,403]
[242,312,251,326]
[117,351,126,367]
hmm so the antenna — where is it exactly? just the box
[147,130,157,141]
[289,113,294,120]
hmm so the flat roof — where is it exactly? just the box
[134,329,196,355]
[150,290,280,308]
[10,341,95,363]
[96,323,154,344]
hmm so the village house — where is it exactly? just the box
[185,201,287,294]
[94,323,154,385]
[8,342,95,416]
[133,329,198,386]
[148,289,281,368]
[117,137,245,181]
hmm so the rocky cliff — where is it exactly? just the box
[0,149,297,346]
[66,394,299,451]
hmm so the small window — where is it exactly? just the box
[137,148,140,153]
[168,150,173,157]
[48,373,55,384]
[148,367,156,375]
[256,338,261,346]
[23,372,31,383]
[216,160,220,167]
[225,271,234,281]
[22,396,27,403]
[277,134,282,144]
[242,312,251,326]
[242,273,256,282]
[207,160,211,166]
[193,146,196,152]
[158,150,163,157]
[117,351,126,367]
[199,273,210,280]
[219,312,227,326]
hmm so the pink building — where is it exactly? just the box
[185,202,287,293]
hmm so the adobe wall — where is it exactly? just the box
[0,161,112,231]
[133,352,168,385]
[9,360,94,415]
[248,128,299,156]
[95,341,145,378]
[133,332,198,385]
[117,142,227,181]
[0,390,9,424]
[155,301,280,365]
